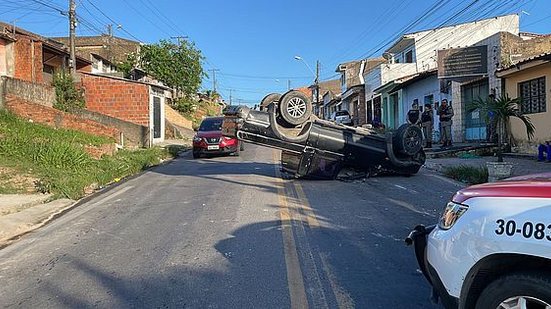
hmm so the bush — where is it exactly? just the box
[52,70,85,112]
[443,165,488,185]
[173,97,197,115]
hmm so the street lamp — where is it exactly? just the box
[294,55,321,115]
[294,55,316,80]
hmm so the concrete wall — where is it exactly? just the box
[1,76,55,107]
[71,108,149,148]
[80,73,150,127]
[503,62,551,148]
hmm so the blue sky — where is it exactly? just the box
[2,0,550,106]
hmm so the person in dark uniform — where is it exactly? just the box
[421,103,434,148]
[437,99,454,147]
[407,102,420,126]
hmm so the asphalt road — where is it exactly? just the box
[0,144,463,308]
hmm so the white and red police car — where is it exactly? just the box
[407,172,551,309]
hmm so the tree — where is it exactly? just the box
[121,39,205,97]
[468,94,535,162]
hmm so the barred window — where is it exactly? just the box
[519,77,546,114]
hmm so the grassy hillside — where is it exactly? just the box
[0,110,174,199]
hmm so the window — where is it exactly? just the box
[519,77,546,114]
[405,50,413,63]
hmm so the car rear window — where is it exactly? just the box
[199,118,223,131]
[336,111,350,116]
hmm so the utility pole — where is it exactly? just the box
[209,68,220,93]
[315,60,320,103]
[69,0,77,75]
[229,89,232,106]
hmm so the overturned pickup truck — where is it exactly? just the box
[222,90,426,179]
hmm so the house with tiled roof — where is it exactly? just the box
[51,35,141,74]
[0,22,92,84]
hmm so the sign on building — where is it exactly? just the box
[437,45,488,79]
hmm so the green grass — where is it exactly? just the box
[443,165,488,185]
[0,110,173,199]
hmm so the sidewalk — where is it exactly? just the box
[424,154,551,177]
[0,194,75,247]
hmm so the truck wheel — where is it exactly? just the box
[475,272,551,309]
[260,93,281,111]
[278,90,312,127]
[393,124,423,156]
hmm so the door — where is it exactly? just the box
[389,92,399,129]
[462,79,488,141]
[153,96,161,139]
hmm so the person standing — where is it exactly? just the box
[538,141,551,162]
[438,99,454,147]
[407,102,421,126]
[421,103,434,148]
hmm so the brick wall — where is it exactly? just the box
[80,73,150,126]
[5,95,120,142]
[14,36,43,84]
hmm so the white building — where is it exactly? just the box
[364,14,519,142]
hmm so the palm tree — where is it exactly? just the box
[468,94,535,162]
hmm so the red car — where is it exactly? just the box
[192,117,243,159]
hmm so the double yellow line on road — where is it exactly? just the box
[272,151,320,309]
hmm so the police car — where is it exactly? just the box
[407,172,551,309]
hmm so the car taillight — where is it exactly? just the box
[438,201,468,230]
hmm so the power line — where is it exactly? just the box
[84,0,142,42]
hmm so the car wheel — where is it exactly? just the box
[193,151,201,159]
[393,124,423,156]
[278,90,312,127]
[240,142,245,151]
[260,93,281,111]
[475,272,551,309]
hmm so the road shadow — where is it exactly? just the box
[29,219,437,309]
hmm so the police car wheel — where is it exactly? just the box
[475,272,551,309]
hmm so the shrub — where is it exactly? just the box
[172,97,197,115]
[443,165,488,185]
[52,70,85,112]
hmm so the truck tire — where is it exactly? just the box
[260,93,281,111]
[475,272,551,309]
[393,124,423,156]
[278,90,312,127]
